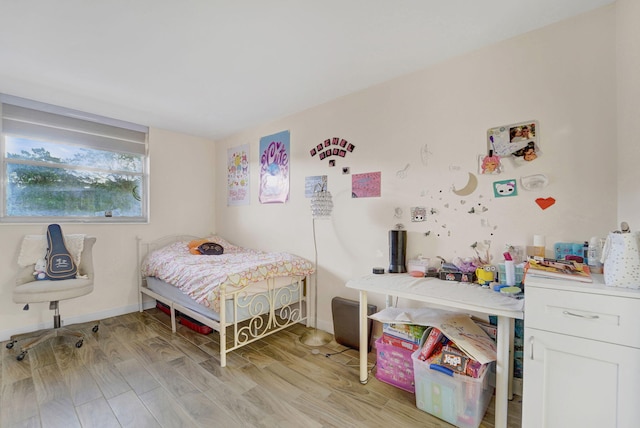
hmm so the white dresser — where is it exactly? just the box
[522,274,640,428]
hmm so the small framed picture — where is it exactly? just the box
[310,148,317,157]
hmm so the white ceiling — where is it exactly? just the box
[0,0,614,140]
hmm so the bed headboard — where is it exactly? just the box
[136,234,202,283]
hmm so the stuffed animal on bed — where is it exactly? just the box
[188,239,224,255]
[34,258,47,280]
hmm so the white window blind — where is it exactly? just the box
[0,94,148,154]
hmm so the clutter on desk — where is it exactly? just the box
[524,256,593,283]
[475,264,496,286]
[407,256,430,275]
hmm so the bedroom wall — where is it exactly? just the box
[616,0,640,226]
[0,128,217,339]
[214,5,618,333]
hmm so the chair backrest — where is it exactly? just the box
[16,236,96,286]
[78,237,96,280]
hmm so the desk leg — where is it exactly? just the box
[359,290,368,384]
[496,315,512,428]
[509,317,515,400]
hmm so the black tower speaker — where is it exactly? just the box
[389,229,407,273]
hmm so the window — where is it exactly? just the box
[1,94,149,223]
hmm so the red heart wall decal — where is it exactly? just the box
[535,197,556,210]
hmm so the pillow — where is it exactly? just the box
[205,235,235,249]
[18,234,85,267]
[198,242,224,255]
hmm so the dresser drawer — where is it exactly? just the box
[525,286,640,348]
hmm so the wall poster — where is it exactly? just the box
[259,130,290,204]
[227,144,250,206]
[352,171,381,198]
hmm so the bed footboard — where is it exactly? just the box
[218,276,308,367]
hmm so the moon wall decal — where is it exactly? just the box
[452,172,478,196]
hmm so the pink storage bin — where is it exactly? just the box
[375,335,415,393]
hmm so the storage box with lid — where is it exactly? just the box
[407,257,431,274]
[411,350,495,428]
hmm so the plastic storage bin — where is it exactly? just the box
[411,350,495,428]
[375,335,415,393]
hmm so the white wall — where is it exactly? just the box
[0,128,216,339]
[215,5,618,333]
[617,0,640,225]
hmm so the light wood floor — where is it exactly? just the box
[1,309,522,427]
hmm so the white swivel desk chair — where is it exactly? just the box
[6,236,99,361]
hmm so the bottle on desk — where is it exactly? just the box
[503,252,516,286]
[587,236,604,274]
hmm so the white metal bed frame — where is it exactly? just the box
[137,235,309,367]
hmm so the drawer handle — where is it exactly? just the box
[529,336,534,360]
[562,310,599,319]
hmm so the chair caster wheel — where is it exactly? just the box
[75,340,83,348]
[6,340,16,349]
[92,325,99,333]
[17,352,26,361]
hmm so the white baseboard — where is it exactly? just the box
[0,302,155,342]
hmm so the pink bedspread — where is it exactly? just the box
[141,237,314,311]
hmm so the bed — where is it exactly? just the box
[137,234,313,367]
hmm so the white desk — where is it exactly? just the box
[346,274,524,428]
